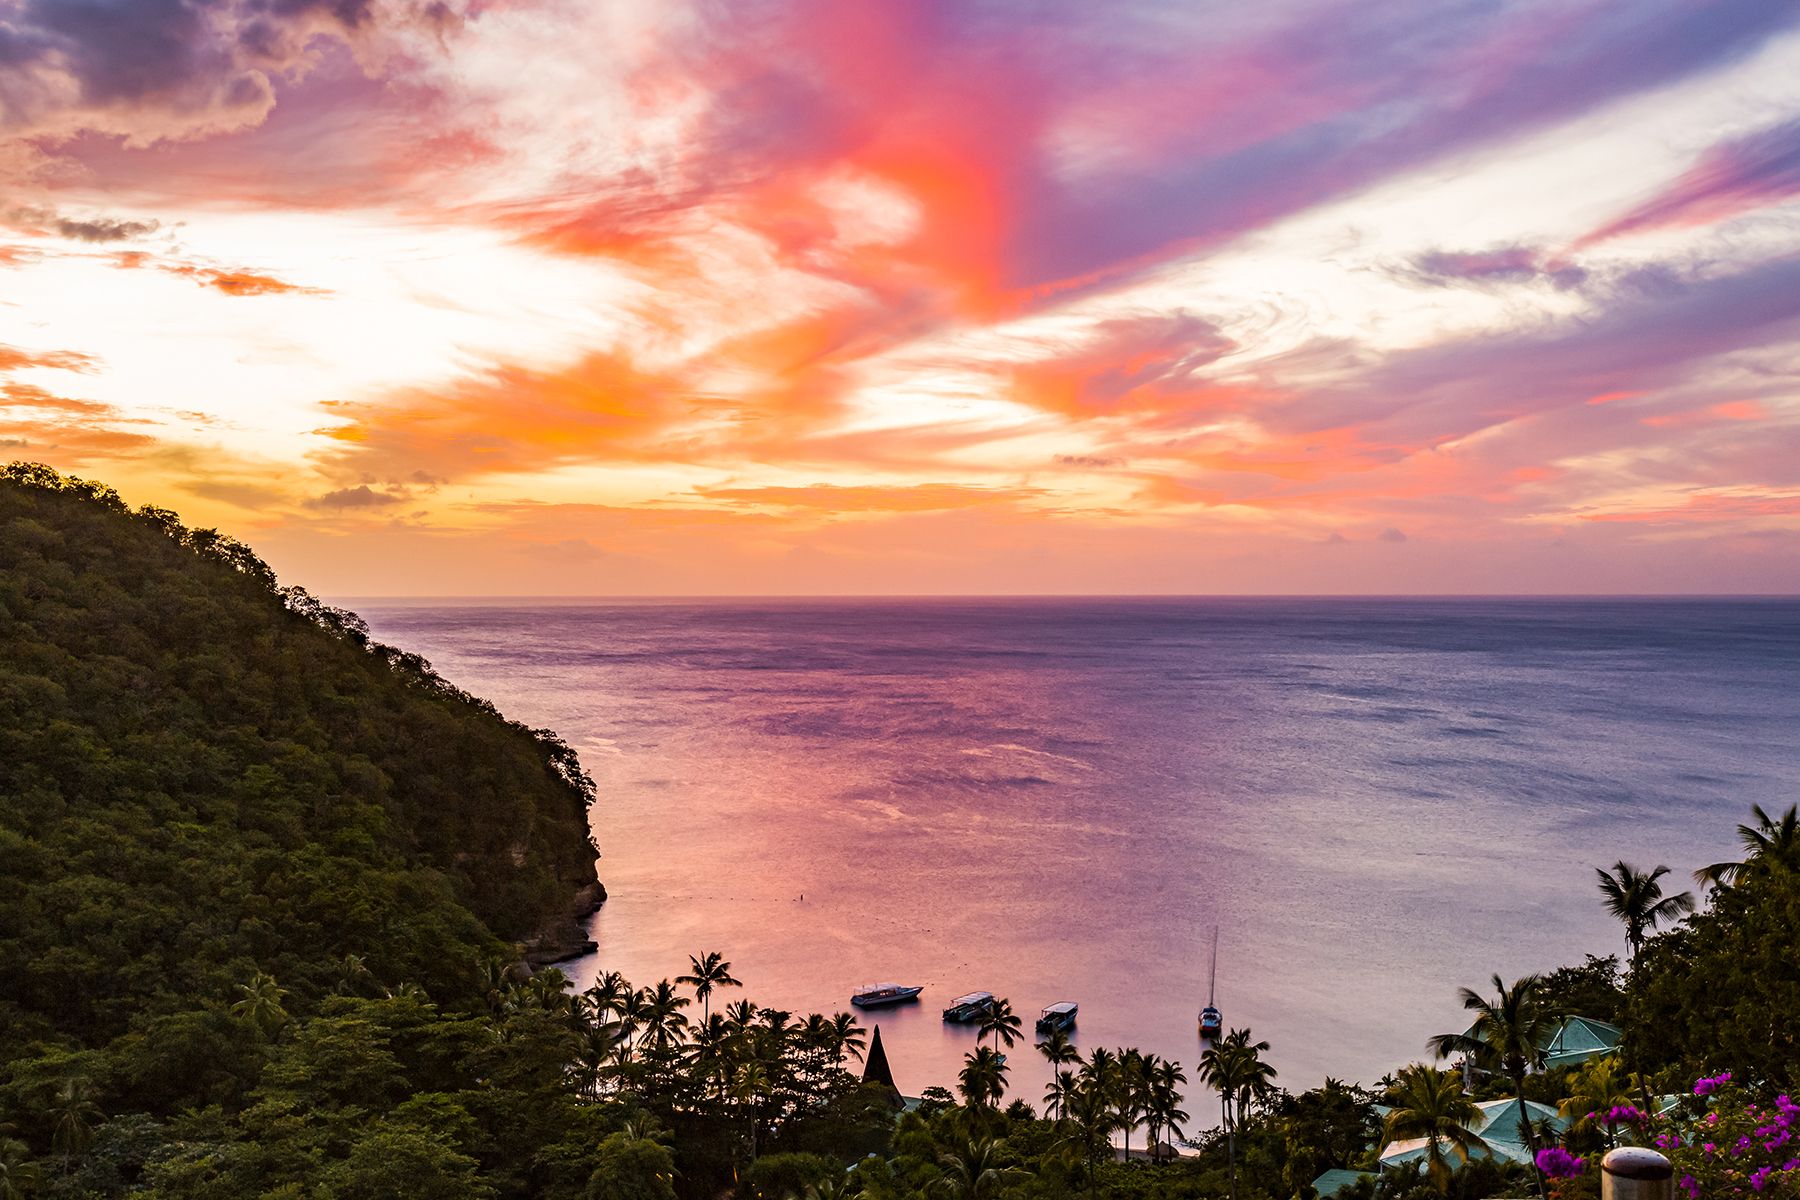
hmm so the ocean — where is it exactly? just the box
[355,597,1800,1125]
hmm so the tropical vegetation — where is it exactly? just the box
[3,464,1797,1197]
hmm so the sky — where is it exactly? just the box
[5,0,1800,595]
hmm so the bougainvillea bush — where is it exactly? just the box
[1539,1074,1799,1199]
[1656,1075,1799,1197]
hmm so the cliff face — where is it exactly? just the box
[0,464,600,1050]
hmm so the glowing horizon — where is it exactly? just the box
[5,0,1800,595]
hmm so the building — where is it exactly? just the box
[1377,1096,1568,1171]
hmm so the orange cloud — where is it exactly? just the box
[314,350,707,483]
[0,344,99,373]
[696,482,1047,513]
[112,252,324,296]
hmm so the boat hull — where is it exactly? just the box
[852,987,924,1008]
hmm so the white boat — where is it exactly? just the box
[943,991,995,1022]
[1198,926,1222,1040]
[851,982,924,1008]
[1036,1001,1078,1033]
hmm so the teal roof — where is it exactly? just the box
[1461,1015,1622,1070]
[1542,1016,1622,1069]
[1379,1097,1567,1171]
[1312,1169,1371,1198]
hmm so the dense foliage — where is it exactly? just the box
[0,464,599,1190]
[2,463,1795,1198]
[1623,830,1800,1084]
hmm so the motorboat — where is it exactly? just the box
[1035,1001,1078,1033]
[943,990,995,1022]
[851,982,924,1008]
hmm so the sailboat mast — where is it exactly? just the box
[1208,925,1218,1007]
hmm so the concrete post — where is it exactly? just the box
[1602,1147,1673,1200]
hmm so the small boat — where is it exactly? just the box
[943,991,995,1022]
[1035,1001,1078,1033]
[1198,925,1222,1040]
[851,982,924,1008]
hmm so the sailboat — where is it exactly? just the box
[1198,926,1222,1041]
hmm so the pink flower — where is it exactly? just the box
[1536,1148,1585,1179]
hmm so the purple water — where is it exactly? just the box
[354,597,1800,1126]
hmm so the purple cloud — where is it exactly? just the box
[1576,115,1800,248]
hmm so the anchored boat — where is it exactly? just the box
[943,991,995,1022]
[851,982,924,1008]
[1198,925,1223,1040]
[1035,1001,1078,1034]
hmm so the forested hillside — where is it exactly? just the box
[0,464,600,1175]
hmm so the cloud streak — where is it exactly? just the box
[1575,116,1800,249]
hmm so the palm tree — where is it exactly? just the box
[1145,1058,1189,1157]
[638,979,691,1058]
[1043,1068,1079,1123]
[1557,1054,1635,1149]
[578,1019,628,1098]
[732,1060,771,1157]
[932,1135,1026,1199]
[1595,861,1695,960]
[1429,974,1556,1196]
[1058,1081,1119,1197]
[0,1137,40,1200]
[47,1077,100,1172]
[723,998,759,1030]
[977,997,1022,1051]
[1200,1029,1276,1200]
[827,1011,867,1063]
[958,1046,1009,1108]
[581,970,632,1023]
[804,1174,857,1200]
[1037,1027,1079,1071]
[676,951,741,1023]
[230,971,288,1040]
[1382,1064,1488,1195]
[337,953,375,994]
[1117,1049,1152,1162]
[1696,803,1800,889]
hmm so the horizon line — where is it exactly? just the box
[331,591,1800,603]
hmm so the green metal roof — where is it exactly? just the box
[1460,1014,1622,1069]
[1379,1097,1567,1172]
[1542,1016,1622,1069]
[1312,1168,1371,1198]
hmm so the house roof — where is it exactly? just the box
[862,1025,897,1092]
[1312,1168,1372,1198]
[1378,1097,1567,1171]
[1542,1016,1622,1069]
[1460,1015,1622,1069]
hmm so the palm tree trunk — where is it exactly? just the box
[1513,1077,1546,1200]
[1226,1095,1238,1200]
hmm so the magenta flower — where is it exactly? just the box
[1536,1147,1585,1179]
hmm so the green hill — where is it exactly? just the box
[0,462,599,1101]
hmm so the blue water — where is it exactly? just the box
[355,597,1800,1121]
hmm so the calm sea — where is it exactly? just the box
[356,598,1800,1124]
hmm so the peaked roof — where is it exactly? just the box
[1460,1015,1622,1069]
[1543,1016,1622,1068]
[1379,1097,1566,1171]
[862,1024,897,1091]
[1312,1169,1372,1198]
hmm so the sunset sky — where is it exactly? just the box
[5,0,1800,594]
